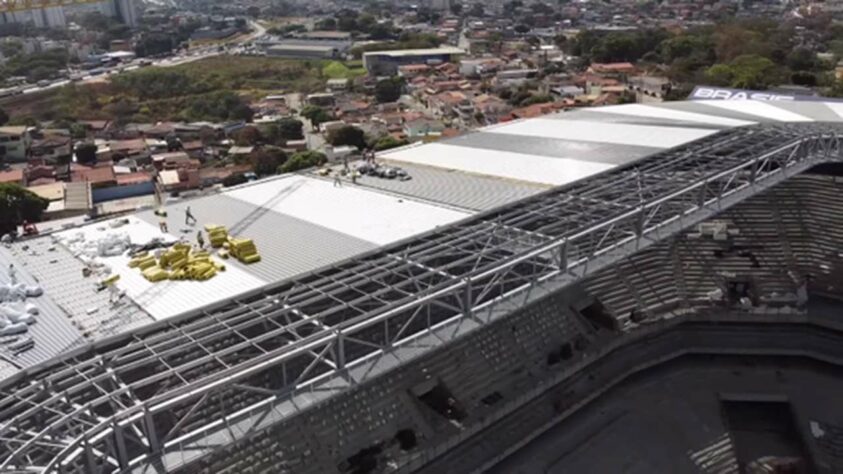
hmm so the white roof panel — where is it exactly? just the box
[594,103,756,127]
[225,176,469,246]
[822,102,843,120]
[381,143,615,186]
[487,119,719,149]
[697,100,814,122]
[56,217,268,321]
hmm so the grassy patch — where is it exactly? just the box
[321,61,366,80]
[6,56,334,123]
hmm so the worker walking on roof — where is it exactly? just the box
[7,264,16,285]
[185,206,197,225]
[197,230,205,249]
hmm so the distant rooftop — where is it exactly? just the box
[362,46,466,58]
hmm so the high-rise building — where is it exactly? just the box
[33,6,66,29]
[0,6,65,28]
[102,0,137,27]
[431,0,452,11]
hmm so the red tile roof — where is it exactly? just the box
[72,165,115,185]
[0,169,24,184]
[116,172,152,185]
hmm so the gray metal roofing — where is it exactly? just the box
[0,245,88,373]
[655,101,779,123]
[355,161,545,211]
[3,239,153,341]
[442,130,663,166]
[135,193,378,282]
[543,108,732,129]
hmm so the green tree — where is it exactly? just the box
[0,184,49,234]
[75,143,98,164]
[786,47,817,72]
[730,54,780,89]
[373,136,408,151]
[375,77,404,103]
[451,3,463,15]
[316,17,337,30]
[301,105,333,130]
[250,148,287,176]
[135,34,175,57]
[234,127,263,146]
[279,150,327,173]
[514,24,530,35]
[277,118,304,140]
[329,125,367,149]
[705,63,734,86]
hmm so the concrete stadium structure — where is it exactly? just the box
[5,101,843,473]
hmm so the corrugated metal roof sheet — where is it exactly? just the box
[354,162,545,211]
[135,194,378,283]
[3,238,153,343]
[0,246,89,370]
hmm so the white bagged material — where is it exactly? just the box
[0,322,27,336]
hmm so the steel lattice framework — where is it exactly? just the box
[1,123,842,473]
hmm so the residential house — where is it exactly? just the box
[181,140,206,160]
[30,135,72,164]
[398,64,432,79]
[0,168,24,185]
[403,118,446,140]
[71,163,117,188]
[504,101,569,120]
[152,151,198,171]
[427,91,472,121]
[472,94,511,123]
[108,138,150,163]
[25,165,56,186]
[586,62,637,77]
[0,126,33,162]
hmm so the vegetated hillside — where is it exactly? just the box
[7,56,347,124]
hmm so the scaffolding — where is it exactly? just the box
[0,123,841,473]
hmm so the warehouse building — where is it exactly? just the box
[363,46,465,75]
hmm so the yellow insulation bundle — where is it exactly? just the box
[132,242,228,282]
[204,224,229,248]
[227,237,261,264]
[142,266,170,282]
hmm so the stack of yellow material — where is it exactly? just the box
[204,224,229,248]
[132,243,227,282]
[128,253,157,270]
[227,237,261,264]
[142,266,170,282]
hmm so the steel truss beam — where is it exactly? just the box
[0,123,841,473]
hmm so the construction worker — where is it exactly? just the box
[7,264,16,285]
[108,284,123,304]
[197,230,205,249]
[185,206,197,225]
[159,218,169,233]
[333,173,342,187]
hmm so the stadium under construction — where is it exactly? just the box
[4,100,843,473]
